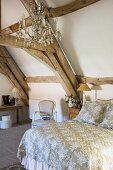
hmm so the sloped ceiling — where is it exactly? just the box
[1,0,113,77]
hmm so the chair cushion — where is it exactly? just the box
[32,119,55,127]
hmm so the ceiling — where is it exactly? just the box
[1,0,113,77]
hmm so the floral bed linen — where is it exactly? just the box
[17,121,113,170]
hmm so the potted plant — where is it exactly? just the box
[65,94,81,108]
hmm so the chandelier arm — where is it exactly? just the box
[19,0,61,46]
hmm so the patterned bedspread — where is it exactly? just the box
[17,121,113,170]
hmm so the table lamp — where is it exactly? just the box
[11,88,18,98]
[91,85,102,101]
[11,88,19,105]
[77,83,91,104]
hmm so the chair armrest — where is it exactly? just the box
[53,111,57,121]
[32,111,40,122]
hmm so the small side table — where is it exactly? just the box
[68,107,80,120]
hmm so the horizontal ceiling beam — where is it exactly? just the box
[1,0,100,35]
[26,76,59,83]
[1,17,31,35]
[0,34,55,53]
[76,75,113,85]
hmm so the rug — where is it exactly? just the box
[0,163,26,170]
[0,123,31,169]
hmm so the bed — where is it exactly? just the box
[17,101,113,170]
[17,121,113,170]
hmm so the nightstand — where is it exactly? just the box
[68,107,80,120]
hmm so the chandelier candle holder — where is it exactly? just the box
[16,1,61,46]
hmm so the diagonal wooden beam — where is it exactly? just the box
[47,0,100,17]
[0,66,5,74]
[0,62,28,105]
[1,17,31,35]
[1,0,100,35]
[0,34,55,53]
[52,39,79,89]
[20,0,80,98]
[0,46,29,95]
[0,56,7,63]
[45,52,78,97]
[0,0,1,32]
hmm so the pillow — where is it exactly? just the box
[97,99,113,110]
[74,101,104,125]
[98,103,113,129]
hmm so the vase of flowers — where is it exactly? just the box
[65,94,81,108]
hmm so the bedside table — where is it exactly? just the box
[68,107,80,120]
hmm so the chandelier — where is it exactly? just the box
[16,1,61,46]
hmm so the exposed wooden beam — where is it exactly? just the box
[1,17,31,35]
[0,46,29,95]
[26,76,59,83]
[76,75,113,85]
[20,0,80,98]
[46,52,78,97]
[0,0,1,31]
[0,56,7,63]
[0,63,28,105]
[0,34,55,53]
[47,0,100,17]
[0,66,5,74]
[52,39,79,90]
[1,0,100,35]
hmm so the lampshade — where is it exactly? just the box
[11,88,19,93]
[91,85,102,90]
[77,83,91,91]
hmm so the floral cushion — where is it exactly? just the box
[74,101,104,125]
[98,104,113,129]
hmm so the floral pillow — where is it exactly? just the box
[74,101,104,125]
[98,104,113,129]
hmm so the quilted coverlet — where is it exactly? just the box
[17,121,113,170]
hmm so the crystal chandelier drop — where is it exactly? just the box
[16,1,61,46]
